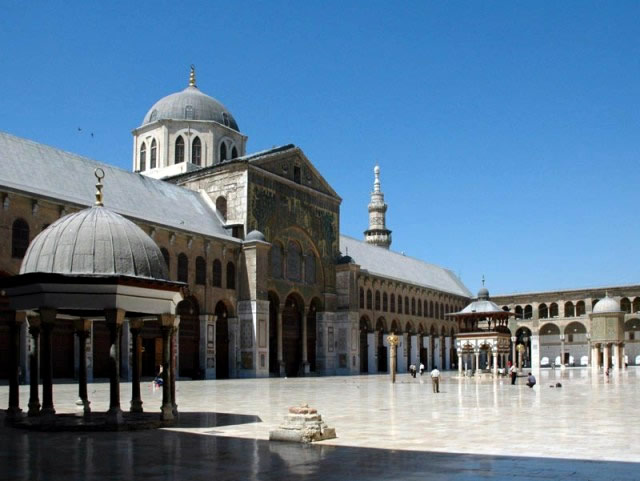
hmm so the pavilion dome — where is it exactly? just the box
[20,206,169,280]
[592,295,621,314]
[245,230,266,242]
[477,287,490,300]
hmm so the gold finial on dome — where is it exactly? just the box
[189,64,196,87]
[94,168,105,206]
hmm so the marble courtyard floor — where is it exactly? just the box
[1,368,639,480]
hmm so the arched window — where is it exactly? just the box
[359,288,364,309]
[375,291,381,311]
[576,300,586,316]
[226,261,235,289]
[270,243,283,279]
[216,196,227,221]
[220,142,227,162]
[633,298,640,314]
[139,143,146,171]
[286,241,301,281]
[564,302,575,317]
[539,303,548,319]
[411,298,416,315]
[231,146,238,158]
[177,253,188,283]
[160,248,170,274]
[175,136,185,164]
[390,294,395,313]
[434,302,439,319]
[621,298,631,314]
[423,300,427,317]
[383,293,388,312]
[11,218,29,258]
[524,305,533,319]
[550,303,559,318]
[417,299,422,316]
[195,256,206,285]
[150,139,157,169]
[366,290,372,310]
[212,259,222,287]
[405,297,410,315]
[192,137,201,165]
[398,295,403,314]
[304,252,316,284]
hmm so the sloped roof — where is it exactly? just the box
[450,299,507,316]
[0,131,235,241]
[340,235,471,298]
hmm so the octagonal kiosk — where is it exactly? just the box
[1,170,184,427]
[590,293,625,374]
[448,285,514,377]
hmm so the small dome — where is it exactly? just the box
[143,86,239,131]
[245,230,266,242]
[477,287,490,300]
[21,207,169,280]
[592,295,621,314]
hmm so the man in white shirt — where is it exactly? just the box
[430,366,440,393]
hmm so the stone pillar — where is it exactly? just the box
[40,308,56,418]
[474,349,480,374]
[160,325,173,420]
[440,335,445,369]
[171,325,178,417]
[603,344,610,373]
[129,319,143,413]
[74,319,91,414]
[560,335,566,369]
[373,330,380,372]
[457,350,463,375]
[492,350,498,376]
[613,343,622,371]
[511,336,516,366]
[621,343,626,369]
[591,344,600,373]
[6,311,23,420]
[530,334,540,371]
[302,307,309,375]
[105,309,125,424]
[277,307,284,376]
[387,334,399,384]
[27,317,41,417]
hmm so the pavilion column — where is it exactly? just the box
[277,306,284,376]
[511,336,516,366]
[74,319,91,414]
[159,322,173,421]
[621,343,626,369]
[474,349,480,374]
[105,309,125,424]
[492,350,498,376]
[27,317,41,417]
[171,324,178,417]
[614,343,622,371]
[603,344,610,373]
[302,307,309,375]
[129,319,143,413]
[40,308,56,418]
[457,350,462,375]
[5,311,24,420]
[591,344,600,372]
[560,335,566,369]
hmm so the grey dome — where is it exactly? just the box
[20,207,169,280]
[592,295,621,314]
[143,86,239,131]
[477,287,490,300]
[245,230,266,242]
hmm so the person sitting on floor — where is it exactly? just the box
[526,372,536,388]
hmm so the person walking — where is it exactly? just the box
[419,363,425,375]
[430,366,440,393]
[409,364,416,378]
[509,364,517,385]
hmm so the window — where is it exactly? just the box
[366,290,372,310]
[192,137,202,165]
[576,301,586,317]
[539,303,548,319]
[405,297,410,315]
[195,256,206,285]
[139,143,146,171]
[220,142,227,162]
[524,305,533,319]
[564,302,575,317]
[550,303,559,318]
[177,253,188,283]
[160,248,170,273]
[417,299,422,316]
[411,298,416,315]
[430,301,434,318]
[212,259,222,287]
[286,241,301,281]
[175,136,185,164]
[271,244,283,279]
[216,196,227,221]
[231,146,238,158]
[294,166,301,184]
[359,288,364,309]
[150,139,157,169]
[383,293,388,312]
[375,291,381,311]
[226,261,235,289]
[398,296,403,314]
[434,302,438,319]
[11,218,29,258]
[390,294,395,313]
[304,252,316,284]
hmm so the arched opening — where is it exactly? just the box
[192,136,202,165]
[539,323,561,367]
[375,291,381,310]
[231,146,238,158]
[214,301,230,379]
[564,321,587,366]
[177,253,188,283]
[565,302,575,318]
[271,243,283,279]
[360,316,371,373]
[216,196,227,221]
[11,218,29,259]
[515,305,523,319]
[178,297,200,379]
[633,298,640,314]
[621,298,631,314]
[550,303,559,318]
[268,292,280,375]
[576,300,586,317]
[150,139,157,168]
[376,318,387,372]
[367,289,373,310]
[307,297,321,372]
[226,261,235,290]
[515,327,532,368]
[539,304,548,318]
[286,241,302,282]
[397,295,403,314]
[359,287,364,309]
[283,293,304,377]
[175,135,185,164]
[195,256,206,285]
[390,293,395,313]
[220,142,227,162]
[411,298,416,315]
[139,142,146,171]
[524,305,533,319]
[382,293,388,312]
[212,259,222,287]
[625,318,640,365]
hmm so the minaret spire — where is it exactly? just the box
[364,164,392,249]
[189,64,197,87]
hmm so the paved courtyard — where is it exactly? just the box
[1,368,639,480]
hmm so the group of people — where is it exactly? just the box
[509,361,536,388]
[408,362,442,393]
[408,363,425,378]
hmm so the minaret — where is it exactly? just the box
[364,164,392,249]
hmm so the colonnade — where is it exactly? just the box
[457,349,509,375]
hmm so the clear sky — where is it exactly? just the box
[1,1,638,295]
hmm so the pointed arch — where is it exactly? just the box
[175,135,185,164]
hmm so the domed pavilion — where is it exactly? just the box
[1,170,184,426]
[590,293,626,373]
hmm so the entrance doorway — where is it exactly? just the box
[215,301,229,379]
[177,298,200,379]
[360,317,370,373]
[307,298,320,373]
[283,294,303,377]
[268,292,279,375]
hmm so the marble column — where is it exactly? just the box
[603,343,610,373]
[492,350,498,376]
[105,309,125,424]
[374,330,380,372]
[277,307,284,376]
[40,308,56,418]
[440,336,445,369]
[6,312,23,420]
[27,317,41,417]
[170,325,178,417]
[621,343,626,369]
[160,325,173,421]
[74,319,91,414]
[474,350,480,374]
[302,307,309,375]
[458,350,463,375]
[511,336,516,366]
[129,319,143,413]
[591,344,600,372]
[560,335,566,369]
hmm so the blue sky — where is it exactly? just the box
[1,1,638,294]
